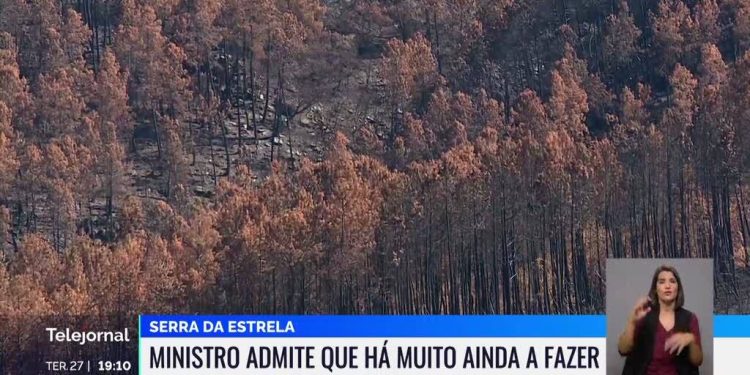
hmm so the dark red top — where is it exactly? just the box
[634,314,701,375]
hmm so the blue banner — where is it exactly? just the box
[140,315,750,338]
[141,315,603,338]
[714,315,750,337]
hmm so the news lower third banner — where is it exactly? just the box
[139,315,749,375]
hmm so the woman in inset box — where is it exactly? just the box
[617,265,703,375]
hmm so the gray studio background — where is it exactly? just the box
[606,258,713,375]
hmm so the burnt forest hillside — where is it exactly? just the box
[1,0,750,355]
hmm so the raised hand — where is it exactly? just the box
[630,296,652,323]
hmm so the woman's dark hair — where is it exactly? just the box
[648,265,685,308]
